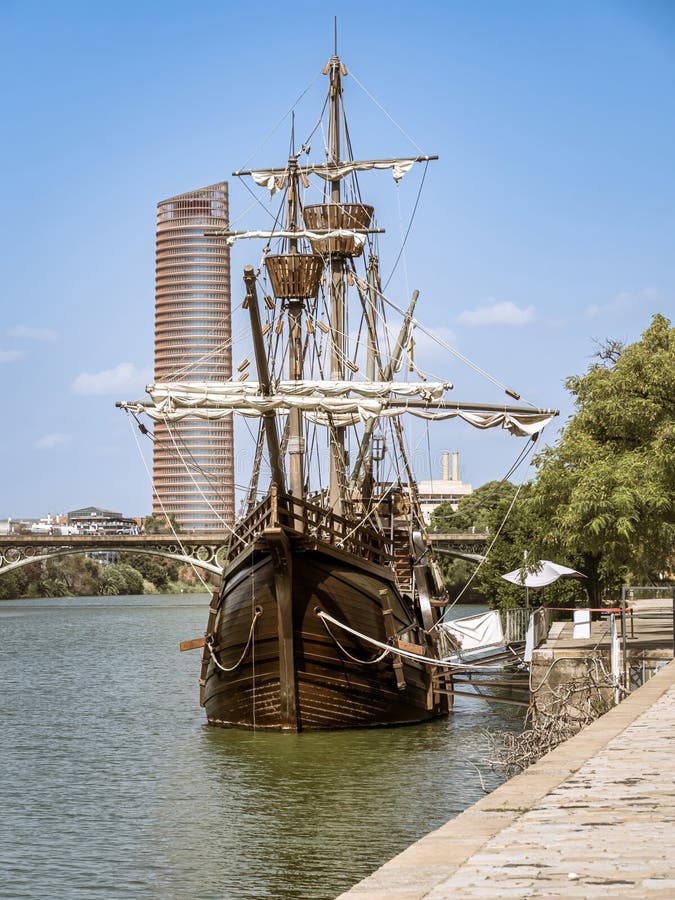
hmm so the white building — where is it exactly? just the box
[417,451,472,524]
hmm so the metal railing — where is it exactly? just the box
[503,607,528,644]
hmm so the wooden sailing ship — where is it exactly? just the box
[120,53,556,731]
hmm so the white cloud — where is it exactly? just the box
[456,300,536,326]
[0,350,23,363]
[7,325,59,342]
[71,361,153,396]
[585,287,658,319]
[34,432,72,450]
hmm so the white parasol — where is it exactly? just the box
[502,559,585,611]
[501,560,586,589]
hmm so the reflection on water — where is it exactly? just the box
[0,595,522,899]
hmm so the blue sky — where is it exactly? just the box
[1,1,673,517]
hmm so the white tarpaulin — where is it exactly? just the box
[439,610,504,652]
[501,560,585,589]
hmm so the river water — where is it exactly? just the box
[0,594,522,899]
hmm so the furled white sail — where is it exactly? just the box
[144,380,450,402]
[118,379,555,436]
[246,157,428,194]
[219,228,369,248]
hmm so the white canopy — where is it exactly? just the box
[501,560,586,589]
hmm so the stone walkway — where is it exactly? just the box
[338,660,675,898]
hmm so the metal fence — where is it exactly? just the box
[503,607,529,644]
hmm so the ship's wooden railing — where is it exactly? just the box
[223,493,276,562]
[223,486,389,566]
[283,490,388,564]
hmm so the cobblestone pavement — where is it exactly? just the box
[426,685,675,897]
[339,661,675,899]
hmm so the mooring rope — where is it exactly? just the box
[316,610,515,672]
[318,613,392,664]
[207,606,263,674]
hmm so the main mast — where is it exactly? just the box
[286,156,305,511]
[326,55,347,516]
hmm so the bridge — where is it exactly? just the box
[0,533,231,576]
[428,532,488,562]
[0,531,488,577]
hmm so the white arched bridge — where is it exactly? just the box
[0,531,487,578]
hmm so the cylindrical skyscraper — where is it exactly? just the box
[153,182,234,531]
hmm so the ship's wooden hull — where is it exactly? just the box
[203,529,447,731]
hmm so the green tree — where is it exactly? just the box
[433,479,589,611]
[120,553,178,590]
[433,481,535,609]
[430,480,516,533]
[100,563,144,596]
[0,568,31,600]
[50,555,102,595]
[143,514,182,534]
[527,314,675,604]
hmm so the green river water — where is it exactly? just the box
[0,594,523,899]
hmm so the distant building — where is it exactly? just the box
[67,507,139,535]
[152,182,235,532]
[416,451,472,524]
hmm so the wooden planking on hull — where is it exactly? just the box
[203,531,446,731]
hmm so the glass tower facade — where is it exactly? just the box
[152,182,234,531]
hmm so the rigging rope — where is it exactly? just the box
[384,161,429,291]
[144,414,253,506]
[162,325,251,383]
[318,613,392,664]
[126,414,211,592]
[163,418,238,538]
[207,606,262,673]
[348,69,426,155]
[361,277,537,406]
[237,71,323,172]
[433,431,542,623]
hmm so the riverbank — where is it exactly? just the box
[338,658,675,898]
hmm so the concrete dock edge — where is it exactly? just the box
[337,659,675,899]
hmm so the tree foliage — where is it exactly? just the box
[143,514,183,534]
[100,563,145,596]
[120,553,178,590]
[526,314,674,602]
[432,315,673,609]
[430,480,516,533]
